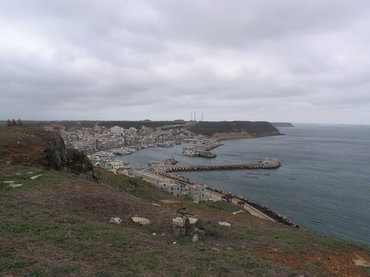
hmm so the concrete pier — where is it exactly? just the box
[153,158,281,172]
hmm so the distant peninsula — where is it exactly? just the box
[188,121,281,140]
[271,122,294,127]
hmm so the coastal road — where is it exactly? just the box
[204,189,275,221]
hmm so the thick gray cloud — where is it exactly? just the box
[1,0,370,123]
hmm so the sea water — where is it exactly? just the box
[119,124,370,245]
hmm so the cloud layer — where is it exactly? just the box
[1,0,370,123]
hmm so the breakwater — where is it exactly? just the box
[205,186,299,227]
[151,168,298,228]
[154,158,281,172]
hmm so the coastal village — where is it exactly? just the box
[42,122,294,226]
[44,123,220,198]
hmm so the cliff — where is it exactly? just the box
[188,121,281,139]
[0,127,92,172]
[0,126,66,168]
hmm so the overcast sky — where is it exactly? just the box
[1,0,370,124]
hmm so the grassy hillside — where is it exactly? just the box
[1,166,369,277]
[0,127,369,276]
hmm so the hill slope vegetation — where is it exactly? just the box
[0,127,369,276]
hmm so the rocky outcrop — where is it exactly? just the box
[0,127,93,172]
[0,127,65,167]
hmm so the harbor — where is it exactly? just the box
[134,159,298,227]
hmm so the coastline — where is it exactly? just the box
[135,168,299,228]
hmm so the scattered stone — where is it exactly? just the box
[192,234,199,243]
[172,217,185,227]
[30,174,42,180]
[152,203,161,207]
[232,210,244,215]
[189,217,198,225]
[218,221,231,228]
[109,217,122,224]
[152,233,157,236]
[173,242,177,245]
[212,247,220,251]
[131,216,150,225]
[353,255,370,267]
[16,173,21,176]
[9,184,23,188]
[3,181,15,184]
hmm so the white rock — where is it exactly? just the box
[9,184,23,188]
[218,221,231,228]
[3,181,15,184]
[109,217,122,224]
[131,216,150,225]
[30,174,42,180]
[189,217,199,225]
[172,217,184,227]
[192,234,199,243]
[152,203,161,207]
[353,255,370,267]
[232,210,244,215]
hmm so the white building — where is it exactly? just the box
[189,184,205,201]
[110,126,124,135]
[159,182,182,196]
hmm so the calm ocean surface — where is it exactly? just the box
[119,124,370,245]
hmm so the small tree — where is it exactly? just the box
[17,119,23,126]
[7,119,11,127]
[11,119,16,126]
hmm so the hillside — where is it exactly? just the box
[0,126,65,167]
[188,121,281,139]
[1,128,369,276]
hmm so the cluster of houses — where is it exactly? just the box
[52,124,198,155]
[157,182,205,201]
[44,123,209,200]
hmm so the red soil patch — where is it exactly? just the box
[262,248,370,277]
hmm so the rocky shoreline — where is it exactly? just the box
[205,186,299,228]
[155,169,299,228]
